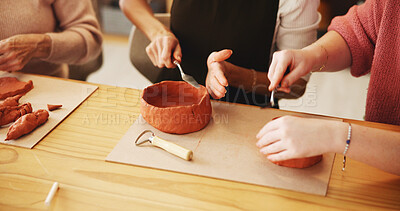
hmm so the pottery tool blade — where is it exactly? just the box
[174,60,200,88]
[270,67,291,107]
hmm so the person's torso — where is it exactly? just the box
[165,0,279,107]
[170,0,279,85]
[0,0,65,77]
[0,0,56,39]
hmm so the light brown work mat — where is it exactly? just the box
[0,73,97,148]
[106,101,336,196]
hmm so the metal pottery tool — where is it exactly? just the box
[135,130,193,161]
[174,60,200,88]
[270,67,291,107]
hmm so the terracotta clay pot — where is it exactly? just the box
[271,155,323,168]
[269,116,323,168]
[141,81,212,134]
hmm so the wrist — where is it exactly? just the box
[330,121,349,154]
[224,64,254,91]
[149,26,173,42]
[303,43,328,73]
[34,34,51,59]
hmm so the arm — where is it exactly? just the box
[119,0,181,68]
[271,0,321,95]
[256,116,400,175]
[206,0,321,99]
[268,0,377,93]
[44,0,102,64]
[268,30,351,93]
[0,34,51,72]
[0,0,101,72]
[120,0,166,42]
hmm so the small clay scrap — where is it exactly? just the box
[0,77,33,100]
[5,109,49,140]
[47,104,62,111]
[0,103,32,126]
[0,95,22,108]
[270,155,323,168]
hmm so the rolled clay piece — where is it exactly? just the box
[0,77,34,100]
[0,103,32,126]
[5,109,49,140]
[270,155,323,168]
[0,95,22,108]
[47,104,62,111]
[141,81,212,134]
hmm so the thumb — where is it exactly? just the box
[280,66,306,90]
[208,49,233,64]
[173,44,182,62]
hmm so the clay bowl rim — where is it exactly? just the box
[141,81,209,110]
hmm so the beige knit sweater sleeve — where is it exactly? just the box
[43,0,103,64]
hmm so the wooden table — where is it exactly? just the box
[1,78,399,210]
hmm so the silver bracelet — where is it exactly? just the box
[342,123,352,171]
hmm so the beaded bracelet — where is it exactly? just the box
[342,123,352,171]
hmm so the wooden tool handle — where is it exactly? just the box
[152,136,193,161]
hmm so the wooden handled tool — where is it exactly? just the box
[150,135,193,161]
[135,130,193,161]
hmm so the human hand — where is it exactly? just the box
[146,31,182,69]
[0,34,51,72]
[256,116,345,162]
[268,49,315,93]
[205,49,233,99]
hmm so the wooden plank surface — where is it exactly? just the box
[0,77,399,210]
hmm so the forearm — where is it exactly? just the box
[226,62,306,98]
[225,62,270,95]
[45,0,102,64]
[331,123,400,175]
[303,31,352,73]
[119,0,170,41]
[32,34,51,59]
[0,34,51,60]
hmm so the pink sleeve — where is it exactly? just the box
[327,0,380,77]
[44,0,102,64]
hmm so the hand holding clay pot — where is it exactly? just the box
[256,116,346,168]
